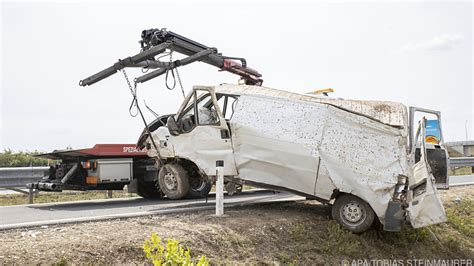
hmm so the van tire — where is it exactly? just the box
[332,194,375,233]
[158,163,190,200]
[186,177,212,199]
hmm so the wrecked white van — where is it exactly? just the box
[138,84,448,233]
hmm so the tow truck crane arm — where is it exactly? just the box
[79,28,263,86]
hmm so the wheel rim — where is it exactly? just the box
[163,170,178,191]
[190,176,206,191]
[340,201,366,226]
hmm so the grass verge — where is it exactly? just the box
[0,190,138,206]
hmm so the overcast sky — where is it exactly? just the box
[1,1,472,151]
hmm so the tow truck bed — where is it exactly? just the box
[28,144,157,196]
[38,144,148,160]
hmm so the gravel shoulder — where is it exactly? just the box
[0,186,472,264]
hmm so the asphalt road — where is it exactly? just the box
[0,190,304,230]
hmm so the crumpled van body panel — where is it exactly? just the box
[231,94,409,221]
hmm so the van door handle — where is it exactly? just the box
[220,129,230,139]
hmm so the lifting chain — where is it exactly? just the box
[121,69,139,117]
[120,68,160,154]
[165,50,186,98]
[175,66,186,98]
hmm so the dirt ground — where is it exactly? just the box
[0,187,472,265]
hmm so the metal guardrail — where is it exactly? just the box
[0,166,49,203]
[0,166,49,188]
[449,157,474,168]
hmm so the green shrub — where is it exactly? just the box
[143,233,208,266]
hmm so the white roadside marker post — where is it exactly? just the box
[28,188,34,204]
[215,160,224,216]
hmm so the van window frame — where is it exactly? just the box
[175,89,234,133]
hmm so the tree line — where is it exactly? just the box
[0,149,49,167]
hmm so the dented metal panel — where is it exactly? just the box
[230,95,325,195]
[318,105,409,219]
[314,162,336,200]
[149,125,237,176]
[407,156,447,228]
[231,93,409,221]
[168,125,237,176]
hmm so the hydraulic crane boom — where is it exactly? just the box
[79,28,263,87]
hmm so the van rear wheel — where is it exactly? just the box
[332,194,375,233]
[158,163,190,200]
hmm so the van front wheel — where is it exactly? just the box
[186,176,212,199]
[158,163,190,200]
[332,194,375,233]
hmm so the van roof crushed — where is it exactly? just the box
[208,84,408,129]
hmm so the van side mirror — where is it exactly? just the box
[167,116,180,136]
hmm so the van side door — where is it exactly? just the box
[407,118,447,228]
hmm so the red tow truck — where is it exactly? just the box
[28,143,212,199]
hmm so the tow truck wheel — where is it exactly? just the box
[158,163,190,200]
[136,178,162,199]
[331,194,375,233]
